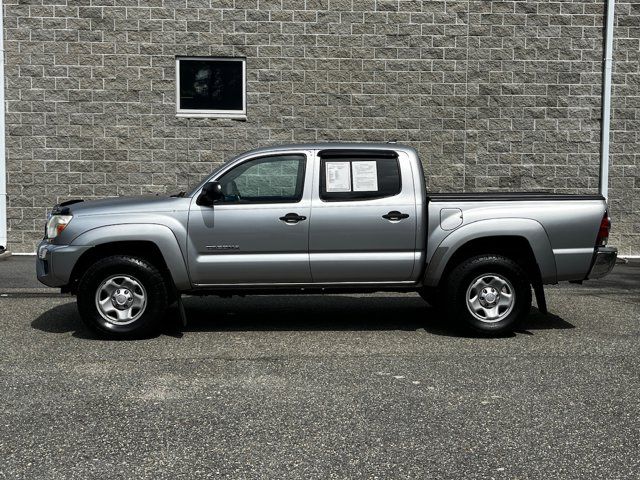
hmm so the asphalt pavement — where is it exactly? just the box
[0,256,638,479]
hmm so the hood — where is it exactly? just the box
[54,195,191,217]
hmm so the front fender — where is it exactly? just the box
[423,218,557,287]
[71,224,191,290]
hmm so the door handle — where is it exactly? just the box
[279,213,307,224]
[382,211,410,221]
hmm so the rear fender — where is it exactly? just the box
[423,218,557,287]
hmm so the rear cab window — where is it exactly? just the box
[318,149,401,202]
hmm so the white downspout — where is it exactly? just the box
[0,1,6,251]
[599,0,616,201]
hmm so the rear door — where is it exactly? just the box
[187,151,313,285]
[308,149,417,283]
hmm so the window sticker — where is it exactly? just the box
[325,162,351,192]
[352,161,379,192]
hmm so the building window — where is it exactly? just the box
[175,57,246,119]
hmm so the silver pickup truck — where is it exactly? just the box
[36,143,617,337]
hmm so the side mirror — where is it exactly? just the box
[196,181,223,207]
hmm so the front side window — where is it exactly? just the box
[319,155,401,201]
[216,155,306,204]
[176,57,246,118]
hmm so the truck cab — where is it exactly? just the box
[187,145,424,286]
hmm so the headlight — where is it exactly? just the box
[46,215,72,239]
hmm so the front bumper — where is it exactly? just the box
[587,246,617,280]
[36,240,90,288]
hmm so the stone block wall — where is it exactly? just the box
[3,0,638,254]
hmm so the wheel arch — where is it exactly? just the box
[423,218,557,288]
[68,224,191,292]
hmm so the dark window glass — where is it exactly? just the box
[320,157,401,201]
[216,155,306,204]
[178,58,244,112]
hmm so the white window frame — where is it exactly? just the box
[175,56,247,119]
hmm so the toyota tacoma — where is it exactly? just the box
[36,143,617,337]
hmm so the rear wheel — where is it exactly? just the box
[77,255,169,338]
[444,254,531,335]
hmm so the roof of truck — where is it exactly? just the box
[233,142,418,159]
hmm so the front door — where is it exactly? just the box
[309,150,417,283]
[187,152,312,285]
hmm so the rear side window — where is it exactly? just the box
[319,156,401,201]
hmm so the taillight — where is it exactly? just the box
[596,212,611,246]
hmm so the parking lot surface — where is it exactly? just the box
[1,256,639,479]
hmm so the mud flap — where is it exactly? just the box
[532,281,548,314]
[176,294,187,327]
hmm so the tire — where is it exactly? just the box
[77,255,169,338]
[443,254,531,335]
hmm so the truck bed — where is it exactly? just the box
[423,191,608,285]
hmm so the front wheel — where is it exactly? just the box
[77,255,169,338]
[444,254,532,335]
